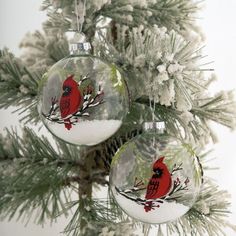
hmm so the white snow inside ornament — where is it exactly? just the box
[38,32,129,146]
[110,122,202,224]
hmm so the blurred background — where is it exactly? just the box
[0,0,236,235]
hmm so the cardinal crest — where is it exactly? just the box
[115,156,190,212]
[42,74,104,130]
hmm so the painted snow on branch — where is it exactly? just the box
[49,119,122,146]
[114,190,189,224]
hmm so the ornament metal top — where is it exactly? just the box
[143,121,165,133]
[67,32,92,55]
[38,32,129,146]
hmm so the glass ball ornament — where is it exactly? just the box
[110,122,202,224]
[38,33,129,146]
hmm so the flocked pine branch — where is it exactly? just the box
[0,28,68,123]
[96,24,207,103]
[41,0,201,34]
[2,25,235,143]
[96,24,236,143]
[0,125,141,230]
[0,49,40,123]
[156,179,236,236]
[59,178,236,236]
[0,128,83,223]
[19,30,69,72]
[97,0,201,31]
[1,2,235,144]
[61,196,139,236]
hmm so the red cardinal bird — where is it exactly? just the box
[60,74,83,130]
[144,156,172,212]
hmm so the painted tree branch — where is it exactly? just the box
[42,75,104,126]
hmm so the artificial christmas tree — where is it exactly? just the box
[1,0,236,235]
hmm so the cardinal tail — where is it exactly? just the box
[64,119,72,130]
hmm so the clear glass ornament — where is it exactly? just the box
[38,33,129,146]
[110,122,202,224]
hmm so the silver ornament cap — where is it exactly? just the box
[66,32,91,55]
[143,121,165,133]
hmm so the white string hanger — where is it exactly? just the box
[74,0,87,33]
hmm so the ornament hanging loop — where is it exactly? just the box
[148,95,163,150]
[67,0,91,55]
[74,0,86,33]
